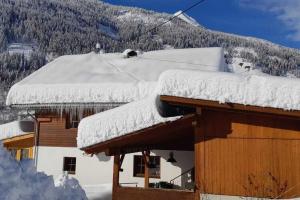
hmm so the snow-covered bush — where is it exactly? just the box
[0,142,87,200]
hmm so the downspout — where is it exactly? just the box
[27,111,39,168]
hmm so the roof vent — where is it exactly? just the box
[122,49,138,58]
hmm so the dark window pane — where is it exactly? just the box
[63,157,76,174]
[20,149,29,160]
[133,155,160,178]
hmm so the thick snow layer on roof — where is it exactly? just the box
[7,48,226,106]
[77,96,179,148]
[0,120,34,140]
[157,70,300,111]
[0,143,87,200]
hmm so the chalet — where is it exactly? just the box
[6,48,226,198]
[0,120,35,161]
[78,70,300,200]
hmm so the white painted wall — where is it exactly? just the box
[36,147,194,199]
[119,150,194,188]
[36,146,113,186]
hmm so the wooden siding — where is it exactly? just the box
[38,117,77,147]
[195,109,300,199]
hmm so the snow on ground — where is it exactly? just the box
[7,48,226,106]
[117,10,166,25]
[0,142,87,200]
[174,11,202,28]
[83,184,112,200]
[0,120,34,140]
[234,47,258,57]
[78,95,179,148]
[228,57,266,76]
[7,43,35,59]
[157,69,300,111]
[98,24,119,40]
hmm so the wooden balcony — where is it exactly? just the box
[113,186,196,200]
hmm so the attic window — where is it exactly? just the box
[123,49,137,58]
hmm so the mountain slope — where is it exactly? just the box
[0,0,300,122]
[174,11,203,28]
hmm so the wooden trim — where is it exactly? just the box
[82,115,195,155]
[194,108,203,200]
[2,133,34,144]
[160,95,300,118]
[143,151,150,188]
[113,154,120,200]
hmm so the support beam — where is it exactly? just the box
[112,155,120,200]
[142,150,150,188]
[194,107,203,200]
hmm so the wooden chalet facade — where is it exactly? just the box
[2,133,34,161]
[82,95,300,200]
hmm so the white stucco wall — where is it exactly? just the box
[119,150,194,188]
[36,147,194,199]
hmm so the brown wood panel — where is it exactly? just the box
[114,187,195,200]
[195,109,300,199]
[3,133,34,148]
[38,116,77,147]
[160,95,300,118]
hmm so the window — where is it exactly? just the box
[63,157,76,174]
[66,115,80,129]
[20,149,30,160]
[133,155,160,178]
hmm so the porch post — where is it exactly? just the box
[112,154,120,199]
[194,107,204,200]
[143,150,150,188]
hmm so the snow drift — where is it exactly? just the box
[0,143,87,200]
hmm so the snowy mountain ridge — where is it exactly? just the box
[173,10,203,28]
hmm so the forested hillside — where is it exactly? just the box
[0,0,300,123]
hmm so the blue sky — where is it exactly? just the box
[103,0,300,49]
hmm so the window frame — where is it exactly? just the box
[133,155,161,179]
[63,157,77,175]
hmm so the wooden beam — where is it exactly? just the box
[143,151,150,188]
[2,133,34,144]
[112,155,120,200]
[82,115,195,155]
[160,95,300,118]
[194,108,204,200]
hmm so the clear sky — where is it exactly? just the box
[103,0,300,49]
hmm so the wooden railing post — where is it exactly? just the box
[112,154,120,200]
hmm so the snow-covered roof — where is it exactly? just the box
[6,48,226,107]
[77,96,179,148]
[78,69,300,148]
[0,121,34,140]
[157,70,300,111]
